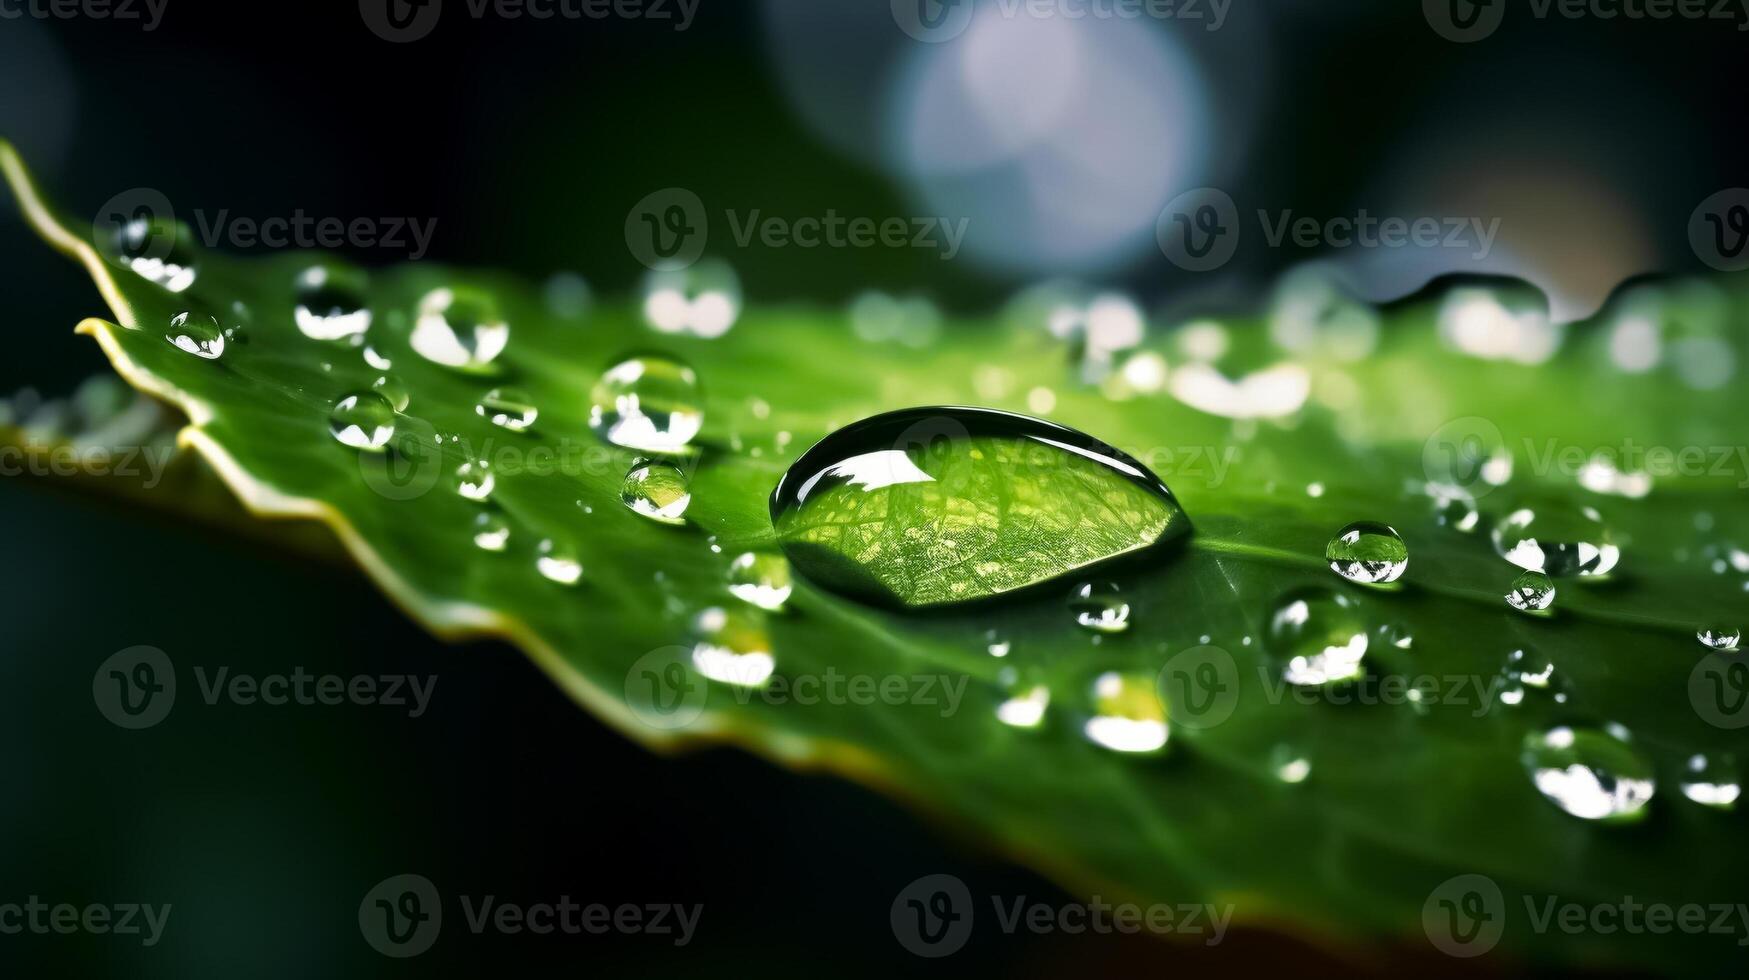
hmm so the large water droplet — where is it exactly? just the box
[536,538,583,585]
[691,606,774,687]
[412,287,509,370]
[1267,587,1368,687]
[588,355,704,453]
[293,266,372,341]
[1325,521,1408,584]
[621,461,692,525]
[1082,671,1168,754]
[1069,581,1130,634]
[1679,752,1741,810]
[328,391,396,451]
[727,552,791,611]
[166,312,224,360]
[995,670,1050,730]
[1505,570,1557,612]
[769,408,1189,608]
[1493,501,1620,577]
[475,387,538,432]
[1521,723,1654,822]
[1697,627,1742,651]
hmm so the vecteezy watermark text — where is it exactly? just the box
[890,874,1232,957]
[891,0,1232,43]
[359,0,700,43]
[0,898,171,947]
[95,188,437,262]
[625,188,969,269]
[0,0,168,30]
[1424,874,1749,957]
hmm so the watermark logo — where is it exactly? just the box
[1690,189,1749,272]
[1158,644,1239,731]
[891,874,975,957]
[92,646,176,730]
[1690,653,1749,729]
[360,0,443,41]
[624,646,709,730]
[359,874,443,958]
[357,415,445,501]
[1157,187,1240,273]
[1423,874,1506,957]
[361,0,698,41]
[626,188,708,271]
[94,187,178,266]
[1423,0,1505,42]
[891,0,976,42]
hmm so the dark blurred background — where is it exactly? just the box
[0,1,1737,975]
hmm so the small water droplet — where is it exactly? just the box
[588,355,704,453]
[1267,587,1368,687]
[1271,745,1312,784]
[996,674,1050,729]
[166,312,224,360]
[622,461,691,525]
[1521,723,1654,822]
[452,459,494,502]
[536,538,583,585]
[362,344,393,371]
[1505,570,1557,612]
[1497,647,1571,707]
[692,606,774,687]
[412,287,509,370]
[475,387,538,432]
[1493,501,1620,578]
[371,374,410,412]
[643,259,742,337]
[472,510,511,551]
[727,552,791,611]
[1070,582,1131,634]
[1082,671,1168,754]
[1698,627,1742,651]
[1426,482,1480,532]
[328,391,396,451]
[1679,752,1741,810]
[1325,521,1408,584]
[110,215,196,291]
[293,267,372,341]
[984,629,1012,658]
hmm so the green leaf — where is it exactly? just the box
[6,142,1747,972]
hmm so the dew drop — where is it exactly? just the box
[371,374,410,412]
[1505,570,1557,612]
[1082,671,1168,754]
[1521,723,1655,822]
[1679,752,1741,810]
[472,510,511,552]
[1267,587,1368,687]
[996,672,1050,730]
[166,312,224,360]
[622,461,691,525]
[1325,521,1408,584]
[769,407,1188,608]
[588,355,704,453]
[475,387,538,432]
[362,344,393,371]
[412,287,509,370]
[1426,482,1480,532]
[984,629,1012,658]
[293,267,372,341]
[110,215,196,292]
[1070,582,1131,634]
[1493,501,1620,578]
[642,259,742,337]
[328,391,396,451]
[451,459,494,502]
[692,606,774,688]
[1698,627,1742,651]
[1271,745,1312,784]
[536,538,583,585]
[727,552,792,611]
[1497,648,1570,707]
